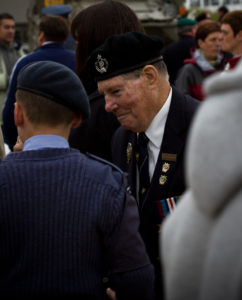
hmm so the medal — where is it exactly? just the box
[126,142,132,164]
[162,162,170,173]
[159,175,167,185]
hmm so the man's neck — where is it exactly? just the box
[0,40,11,49]
[232,44,242,57]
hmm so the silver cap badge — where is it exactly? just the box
[95,54,108,74]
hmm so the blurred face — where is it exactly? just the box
[98,74,156,132]
[0,18,15,47]
[221,23,238,54]
[198,31,221,60]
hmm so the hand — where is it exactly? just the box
[106,288,116,300]
[13,136,24,152]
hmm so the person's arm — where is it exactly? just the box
[0,128,5,159]
[175,64,194,96]
[2,61,21,150]
[105,173,155,300]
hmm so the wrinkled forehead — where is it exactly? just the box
[97,75,126,94]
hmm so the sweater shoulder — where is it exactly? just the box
[84,153,123,190]
[2,148,124,192]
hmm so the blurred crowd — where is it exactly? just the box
[0,1,241,299]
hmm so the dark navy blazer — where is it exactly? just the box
[112,86,199,278]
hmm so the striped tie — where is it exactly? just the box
[136,132,150,206]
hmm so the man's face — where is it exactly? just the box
[98,74,155,133]
[0,18,15,46]
[221,23,237,54]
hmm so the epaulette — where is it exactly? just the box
[86,152,123,174]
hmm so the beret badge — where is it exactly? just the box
[95,54,108,74]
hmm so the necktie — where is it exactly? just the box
[136,132,150,206]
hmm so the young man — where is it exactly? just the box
[221,10,242,70]
[2,15,76,151]
[0,61,154,298]
[0,13,24,119]
[85,31,200,299]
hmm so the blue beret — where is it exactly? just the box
[17,61,90,119]
[85,32,164,81]
[42,4,72,17]
[177,18,197,26]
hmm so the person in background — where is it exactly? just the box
[42,4,76,51]
[195,12,211,24]
[175,21,227,100]
[85,31,199,299]
[2,15,76,151]
[162,18,197,84]
[0,13,24,122]
[218,5,229,22]
[221,10,242,70]
[68,0,145,162]
[161,58,242,300]
[0,60,154,298]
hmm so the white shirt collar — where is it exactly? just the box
[145,87,172,148]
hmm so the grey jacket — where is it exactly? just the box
[161,60,242,300]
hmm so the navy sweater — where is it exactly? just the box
[0,148,154,298]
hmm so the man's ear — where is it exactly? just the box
[71,114,83,129]
[37,31,45,46]
[141,65,159,88]
[14,102,24,127]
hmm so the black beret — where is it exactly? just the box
[17,61,90,119]
[85,31,164,81]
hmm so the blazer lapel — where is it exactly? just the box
[125,132,137,197]
[142,87,188,207]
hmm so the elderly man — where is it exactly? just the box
[86,32,200,299]
[2,15,76,151]
[0,60,154,298]
[0,13,24,120]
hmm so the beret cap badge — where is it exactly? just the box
[95,55,108,74]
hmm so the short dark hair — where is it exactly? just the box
[16,90,76,127]
[39,15,69,43]
[221,10,242,36]
[195,21,221,47]
[0,13,14,24]
[218,6,229,15]
[71,0,145,93]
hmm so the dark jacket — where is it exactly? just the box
[112,86,199,298]
[2,43,76,150]
[162,35,196,84]
[69,91,120,162]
